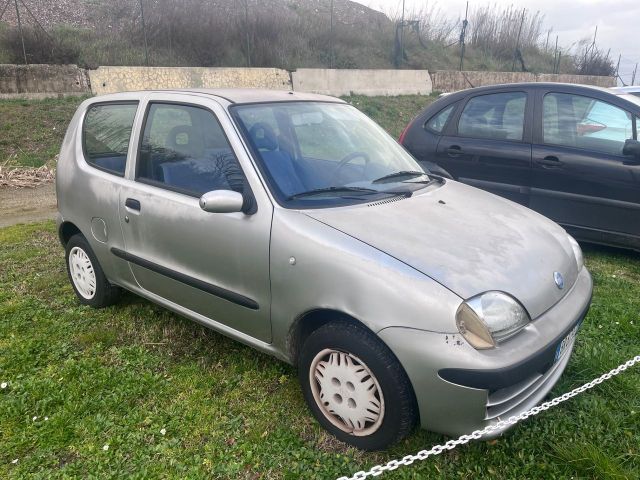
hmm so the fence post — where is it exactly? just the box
[511,8,526,72]
[329,0,334,68]
[139,0,149,66]
[13,0,27,64]
[459,1,468,71]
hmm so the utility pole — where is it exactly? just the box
[14,0,27,64]
[632,63,638,86]
[139,0,149,66]
[615,54,621,78]
[511,8,526,72]
[329,0,334,68]
[244,0,251,67]
[459,1,468,71]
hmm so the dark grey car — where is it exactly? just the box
[400,83,640,250]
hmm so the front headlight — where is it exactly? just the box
[567,235,583,271]
[456,292,531,349]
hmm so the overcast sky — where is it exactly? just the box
[354,0,639,86]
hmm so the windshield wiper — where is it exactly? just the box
[372,170,428,184]
[287,186,380,200]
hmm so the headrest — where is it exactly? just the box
[249,122,278,151]
[166,125,204,158]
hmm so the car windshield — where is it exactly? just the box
[231,102,431,208]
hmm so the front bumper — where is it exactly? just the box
[377,267,593,438]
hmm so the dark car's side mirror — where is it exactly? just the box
[622,139,640,161]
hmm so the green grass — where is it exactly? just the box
[0,223,638,479]
[342,94,437,139]
[0,96,87,167]
[0,94,639,478]
[0,94,435,169]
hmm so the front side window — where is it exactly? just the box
[425,104,455,133]
[232,102,432,208]
[543,93,634,155]
[137,103,244,197]
[458,92,526,141]
[82,102,138,175]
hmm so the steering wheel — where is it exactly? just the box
[331,151,370,183]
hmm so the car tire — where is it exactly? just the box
[65,234,120,308]
[298,320,418,450]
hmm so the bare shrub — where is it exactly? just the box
[468,5,544,58]
[3,26,80,64]
[573,39,615,76]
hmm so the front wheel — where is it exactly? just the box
[298,321,418,450]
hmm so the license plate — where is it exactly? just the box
[554,322,581,363]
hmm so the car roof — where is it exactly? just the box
[446,82,614,95]
[90,88,346,105]
[610,86,640,93]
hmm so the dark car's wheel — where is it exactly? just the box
[298,320,418,450]
[65,234,120,308]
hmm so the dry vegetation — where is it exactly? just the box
[0,0,614,75]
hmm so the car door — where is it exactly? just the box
[117,94,273,342]
[433,89,533,205]
[530,89,640,242]
[71,99,141,286]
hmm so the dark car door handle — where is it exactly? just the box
[535,156,564,168]
[446,145,463,156]
[125,198,141,211]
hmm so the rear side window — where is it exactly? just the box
[543,93,635,155]
[137,103,244,197]
[458,92,526,141]
[82,103,138,175]
[425,104,455,133]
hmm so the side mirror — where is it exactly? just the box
[623,139,640,160]
[199,190,244,213]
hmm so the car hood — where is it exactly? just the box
[303,180,578,319]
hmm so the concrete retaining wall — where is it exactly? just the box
[292,68,432,96]
[0,64,616,98]
[432,70,616,92]
[0,64,90,99]
[89,66,292,95]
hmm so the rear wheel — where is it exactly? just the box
[65,234,120,308]
[298,321,417,450]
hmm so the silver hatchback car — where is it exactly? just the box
[57,89,592,450]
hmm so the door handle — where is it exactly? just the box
[446,145,463,156]
[535,156,564,168]
[125,198,141,211]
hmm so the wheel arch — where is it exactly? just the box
[288,309,372,364]
[58,221,82,247]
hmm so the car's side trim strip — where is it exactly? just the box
[110,247,259,310]
[459,177,528,194]
[530,188,640,210]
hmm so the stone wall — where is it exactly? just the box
[432,70,616,92]
[292,68,432,96]
[537,73,616,88]
[89,66,292,95]
[0,64,90,99]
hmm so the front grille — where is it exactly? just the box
[485,336,575,420]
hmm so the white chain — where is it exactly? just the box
[337,354,640,480]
